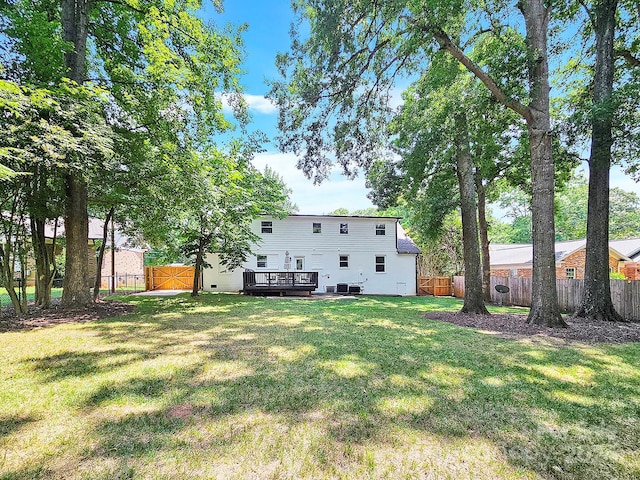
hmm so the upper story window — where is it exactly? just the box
[257,255,267,268]
[261,221,272,233]
[375,223,386,235]
[313,222,322,233]
[340,223,349,234]
[565,267,576,279]
[339,255,349,268]
[375,255,386,273]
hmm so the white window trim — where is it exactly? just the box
[375,255,386,273]
[339,254,349,269]
[565,267,576,279]
[257,255,268,269]
[375,223,386,235]
[340,223,349,234]
[313,222,322,234]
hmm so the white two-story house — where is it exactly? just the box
[202,214,421,296]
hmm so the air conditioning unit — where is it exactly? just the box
[336,283,348,293]
[348,285,361,294]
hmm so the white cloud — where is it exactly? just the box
[218,93,277,115]
[244,94,277,114]
[253,151,375,214]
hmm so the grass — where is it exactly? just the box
[0,287,63,305]
[0,294,638,479]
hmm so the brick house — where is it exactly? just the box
[490,238,640,280]
[36,218,146,287]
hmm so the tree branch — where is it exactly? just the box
[426,24,532,122]
[615,49,640,68]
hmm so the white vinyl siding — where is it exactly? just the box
[203,215,418,295]
[311,254,323,270]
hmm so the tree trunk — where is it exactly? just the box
[0,244,26,315]
[191,238,204,297]
[475,174,492,302]
[520,0,567,327]
[61,0,92,308]
[93,207,114,302]
[455,113,489,314]
[31,218,54,308]
[62,173,92,307]
[573,0,624,321]
[432,0,565,326]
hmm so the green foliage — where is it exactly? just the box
[418,212,464,276]
[132,140,291,274]
[490,171,640,243]
[610,270,626,280]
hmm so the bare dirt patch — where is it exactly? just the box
[0,301,135,332]
[426,311,640,344]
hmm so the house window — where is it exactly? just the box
[340,223,349,234]
[261,221,272,233]
[375,223,386,235]
[257,255,267,268]
[375,255,386,273]
[339,255,349,268]
[313,222,322,233]
[295,257,304,271]
[565,267,576,279]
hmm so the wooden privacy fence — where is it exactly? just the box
[145,266,195,291]
[418,276,453,296]
[453,275,640,321]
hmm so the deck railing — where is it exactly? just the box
[243,271,319,291]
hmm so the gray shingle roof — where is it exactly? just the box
[397,223,421,254]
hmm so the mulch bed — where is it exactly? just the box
[0,300,135,332]
[427,311,640,344]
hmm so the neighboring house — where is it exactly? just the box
[202,214,421,295]
[490,238,640,280]
[35,217,145,287]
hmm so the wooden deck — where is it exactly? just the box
[243,271,319,296]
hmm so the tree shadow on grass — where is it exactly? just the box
[6,294,640,479]
[0,414,37,439]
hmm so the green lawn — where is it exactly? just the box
[0,294,638,479]
[0,287,63,305]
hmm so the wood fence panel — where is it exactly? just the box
[418,277,452,296]
[452,275,640,321]
[453,276,465,298]
[417,277,431,296]
[145,266,195,290]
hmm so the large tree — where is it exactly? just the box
[572,0,631,321]
[125,140,292,297]
[2,0,247,307]
[375,53,490,313]
[271,0,566,326]
[0,79,113,310]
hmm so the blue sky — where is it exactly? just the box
[210,1,377,214]
[208,1,640,216]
